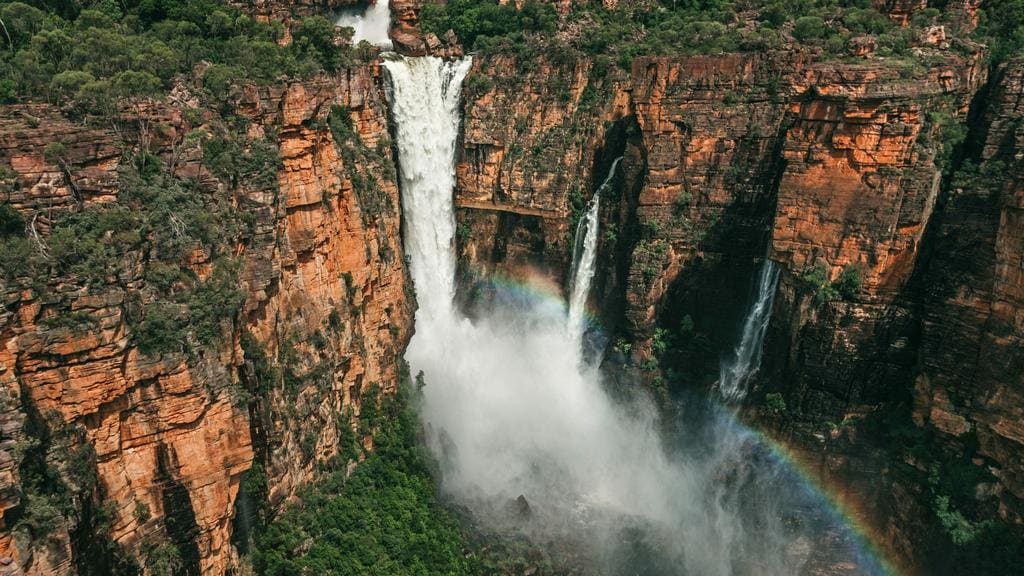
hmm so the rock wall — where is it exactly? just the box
[0,65,410,575]
[914,56,1024,525]
[454,54,630,301]
[766,53,985,417]
[452,42,1021,570]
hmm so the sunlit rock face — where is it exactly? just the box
[0,67,412,575]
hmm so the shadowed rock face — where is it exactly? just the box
[0,66,412,575]
[914,57,1024,524]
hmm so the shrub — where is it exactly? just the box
[50,70,96,102]
[763,392,787,414]
[935,494,980,545]
[420,0,557,51]
[134,302,186,356]
[47,206,142,283]
[0,237,34,279]
[792,16,828,42]
[0,203,24,237]
[975,0,1024,63]
[834,265,862,300]
[293,16,349,71]
[145,542,183,576]
[929,109,968,171]
[187,259,245,346]
[800,262,840,305]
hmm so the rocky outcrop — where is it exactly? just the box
[231,0,360,24]
[390,0,426,55]
[0,65,410,575]
[455,54,630,296]
[622,53,798,359]
[235,69,412,509]
[389,0,462,57]
[767,53,986,416]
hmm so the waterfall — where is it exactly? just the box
[336,0,393,48]
[383,56,470,323]
[718,260,780,401]
[384,57,883,576]
[567,157,621,345]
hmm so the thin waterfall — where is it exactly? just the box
[718,260,780,401]
[567,157,622,344]
[336,0,393,48]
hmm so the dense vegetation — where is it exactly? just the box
[423,0,1024,70]
[247,376,477,576]
[0,0,368,109]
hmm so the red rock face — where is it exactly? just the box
[0,66,411,575]
[624,53,801,342]
[772,59,984,299]
[455,55,631,291]
[236,71,412,511]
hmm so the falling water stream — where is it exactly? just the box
[568,157,622,345]
[718,260,781,401]
[383,55,890,576]
[336,0,393,48]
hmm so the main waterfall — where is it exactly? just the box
[384,56,887,576]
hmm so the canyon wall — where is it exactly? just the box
[454,54,629,293]
[0,65,411,575]
[913,56,1024,527]
[453,40,1020,570]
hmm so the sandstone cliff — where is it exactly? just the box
[913,55,1024,530]
[0,64,410,575]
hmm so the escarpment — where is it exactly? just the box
[913,56,1024,528]
[451,37,1020,571]
[0,0,1020,572]
[0,64,410,575]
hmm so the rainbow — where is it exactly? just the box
[462,266,908,576]
[713,406,907,576]
[464,267,602,326]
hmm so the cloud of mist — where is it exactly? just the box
[406,295,812,576]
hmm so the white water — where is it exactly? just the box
[385,56,876,575]
[718,260,780,402]
[383,56,469,323]
[567,157,622,344]
[335,0,392,48]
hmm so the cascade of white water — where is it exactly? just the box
[718,260,780,401]
[384,56,877,576]
[336,0,393,48]
[383,56,470,323]
[567,157,622,344]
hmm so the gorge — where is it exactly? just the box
[0,0,1022,575]
[389,54,894,576]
